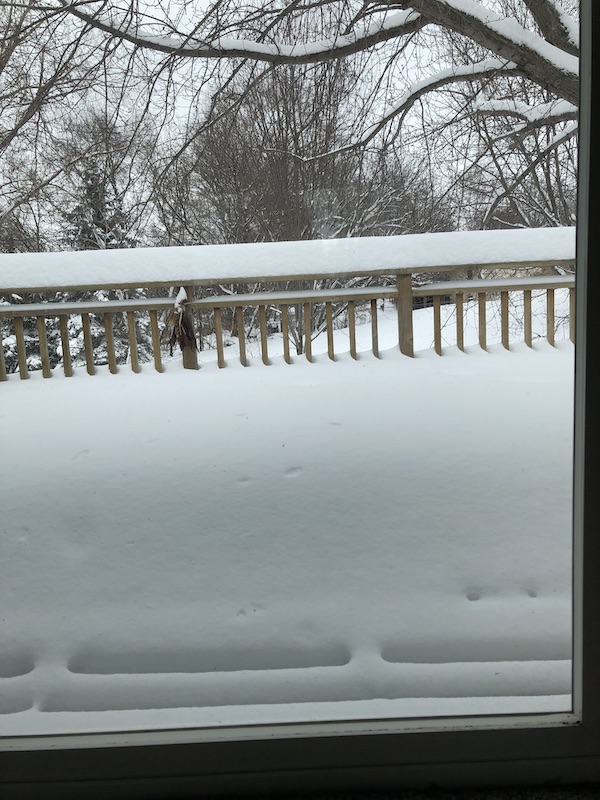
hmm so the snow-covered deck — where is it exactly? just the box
[0,331,573,737]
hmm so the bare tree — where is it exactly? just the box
[48,1,578,142]
[1,1,579,240]
[0,3,105,245]
[0,0,181,252]
[408,1,578,230]
[150,58,455,353]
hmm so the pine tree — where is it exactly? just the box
[65,160,137,252]
[61,153,153,371]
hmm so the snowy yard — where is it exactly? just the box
[0,306,574,737]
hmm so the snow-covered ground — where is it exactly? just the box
[0,302,574,738]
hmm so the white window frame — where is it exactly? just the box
[1,2,598,795]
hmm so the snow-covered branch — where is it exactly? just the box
[397,0,578,104]
[482,121,578,227]
[473,97,577,140]
[357,58,525,148]
[522,0,579,56]
[57,2,427,66]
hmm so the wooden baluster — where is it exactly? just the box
[214,308,226,368]
[149,310,163,373]
[370,299,380,358]
[303,303,313,363]
[181,286,199,370]
[235,306,247,366]
[0,323,7,381]
[59,315,73,377]
[127,311,140,373]
[36,316,52,378]
[396,274,414,357]
[81,313,95,375]
[258,305,269,365]
[104,313,118,374]
[348,300,357,360]
[326,302,335,361]
[433,296,442,356]
[501,291,509,350]
[478,293,487,352]
[14,317,28,380]
[547,288,555,346]
[569,286,575,343]
[281,305,291,364]
[455,292,465,352]
[523,289,532,347]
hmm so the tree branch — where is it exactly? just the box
[298,58,525,159]
[482,121,578,226]
[358,58,526,148]
[398,0,578,104]
[57,2,429,66]
[473,97,578,140]
[521,0,579,56]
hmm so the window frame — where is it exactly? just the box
[1,2,599,795]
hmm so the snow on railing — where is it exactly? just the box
[0,228,576,381]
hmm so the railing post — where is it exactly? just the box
[547,287,555,346]
[433,296,442,356]
[35,316,52,378]
[569,287,576,343]
[524,289,533,347]
[501,291,510,350]
[182,285,199,370]
[0,328,6,381]
[59,315,73,377]
[396,273,414,357]
[149,310,164,373]
[456,292,465,352]
[281,306,291,364]
[303,303,313,363]
[81,313,96,375]
[103,313,118,374]
[258,305,270,365]
[14,317,29,379]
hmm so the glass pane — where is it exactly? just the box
[0,0,578,738]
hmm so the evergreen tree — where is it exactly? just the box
[65,159,138,252]
[60,140,152,372]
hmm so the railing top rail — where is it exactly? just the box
[191,287,400,308]
[0,227,575,295]
[0,274,575,318]
[413,274,575,295]
[0,297,174,318]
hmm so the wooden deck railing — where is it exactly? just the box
[0,272,574,381]
[0,233,576,381]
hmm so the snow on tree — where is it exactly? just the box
[51,1,578,203]
[153,60,456,352]
[65,161,138,252]
[60,135,155,370]
[0,1,579,231]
